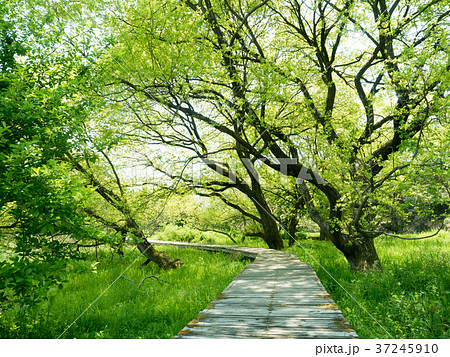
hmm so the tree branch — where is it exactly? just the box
[191,224,237,243]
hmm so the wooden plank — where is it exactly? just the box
[176,325,358,339]
[149,240,358,339]
[148,240,265,258]
[181,319,352,329]
[201,297,335,305]
[176,320,356,339]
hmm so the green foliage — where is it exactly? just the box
[0,66,95,305]
[99,0,450,268]
[0,257,66,309]
[0,2,25,72]
[0,247,249,338]
[1,0,449,334]
[0,0,107,310]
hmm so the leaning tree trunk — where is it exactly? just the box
[73,159,182,270]
[137,240,182,270]
[127,219,182,270]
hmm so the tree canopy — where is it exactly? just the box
[0,0,182,309]
[99,0,450,271]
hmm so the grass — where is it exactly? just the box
[285,231,450,339]
[1,230,448,339]
[130,228,450,339]
[0,246,249,338]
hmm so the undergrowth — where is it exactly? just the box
[287,231,450,339]
[0,246,249,338]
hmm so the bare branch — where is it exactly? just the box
[360,221,445,241]
[191,224,237,243]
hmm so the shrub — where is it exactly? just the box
[155,225,210,244]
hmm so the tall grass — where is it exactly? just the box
[2,230,447,339]
[286,231,450,338]
[0,246,249,338]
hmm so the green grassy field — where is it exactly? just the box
[286,231,450,338]
[1,231,448,339]
[0,246,249,338]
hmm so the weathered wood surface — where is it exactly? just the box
[149,240,358,339]
[149,240,267,258]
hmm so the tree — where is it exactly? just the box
[101,0,450,271]
[0,1,101,308]
[0,0,182,309]
[137,146,286,249]
[66,147,183,269]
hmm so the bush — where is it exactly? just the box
[154,225,213,244]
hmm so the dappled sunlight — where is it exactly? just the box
[173,243,358,339]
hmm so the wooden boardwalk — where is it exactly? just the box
[149,241,358,339]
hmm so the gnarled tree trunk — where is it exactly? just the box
[250,181,285,250]
[288,195,304,246]
[299,181,381,271]
[340,237,381,272]
[235,145,285,250]
[256,203,284,250]
[288,213,298,247]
